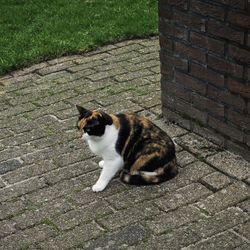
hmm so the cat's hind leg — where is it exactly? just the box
[92,156,124,192]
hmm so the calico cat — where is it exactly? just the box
[76,105,178,192]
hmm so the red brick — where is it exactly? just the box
[215,0,245,9]
[159,3,172,20]
[162,80,191,102]
[229,45,250,64]
[175,41,206,63]
[174,97,208,123]
[175,71,206,94]
[208,116,244,142]
[193,124,225,146]
[246,134,250,147]
[190,32,224,55]
[159,35,173,51]
[159,20,188,40]
[160,52,188,71]
[228,78,250,98]
[227,108,250,129]
[191,0,225,20]
[162,92,175,108]
[228,11,250,29]
[207,55,243,78]
[173,10,205,31]
[192,93,225,118]
[160,0,188,10]
[207,85,245,110]
[161,63,174,80]
[207,20,244,44]
[190,62,224,87]
[226,140,250,161]
[247,101,250,113]
[162,106,192,130]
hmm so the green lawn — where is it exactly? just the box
[0,0,158,75]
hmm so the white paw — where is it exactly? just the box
[98,160,104,168]
[92,182,107,192]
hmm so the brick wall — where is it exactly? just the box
[159,0,250,160]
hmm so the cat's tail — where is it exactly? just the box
[120,158,178,186]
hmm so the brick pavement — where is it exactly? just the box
[0,37,249,249]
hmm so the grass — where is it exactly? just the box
[38,218,60,231]
[0,0,158,75]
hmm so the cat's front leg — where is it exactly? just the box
[92,157,123,192]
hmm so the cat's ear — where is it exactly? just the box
[76,105,92,118]
[100,111,113,125]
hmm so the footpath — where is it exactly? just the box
[0,37,249,249]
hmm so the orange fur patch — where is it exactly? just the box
[131,152,160,172]
[139,116,150,128]
[110,114,120,129]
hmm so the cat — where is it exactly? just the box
[76,105,178,192]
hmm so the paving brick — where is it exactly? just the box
[196,181,250,214]
[25,171,99,205]
[0,177,47,202]
[147,205,206,235]
[67,60,103,72]
[0,224,58,249]
[124,59,159,72]
[54,200,113,231]
[183,230,246,250]
[0,199,26,220]
[175,133,220,158]
[235,243,250,250]
[37,221,102,249]
[0,219,16,238]
[37,61,75,75]
[0,177,5,188]
[12,197,72,230]
[148,207,249,250]
[176,150,197,167]
[237,199,250,215]
[108,43,144,55]
[103,51,141,63]
[114,69,153,82]
[97,202,160,231]
[2,160,57,184]
[0,37,249,249]
[206,151,250,180]
[0,158,23,175]
[153,120,188,138]
[74,52,111,64]
[42,160,97,185]
[83,224,149,249]
[191,207,249,238]
[233,221,250,241]
[48,55,82,65]
[88,67,127,81]
[201,171,233,191]
[155,183,212,212]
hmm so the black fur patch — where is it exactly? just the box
[115,114,131,154]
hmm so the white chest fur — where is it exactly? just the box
[83,124,119,160]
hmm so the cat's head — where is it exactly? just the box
[76,105,113,138]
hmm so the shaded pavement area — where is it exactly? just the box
[0,37,249,249]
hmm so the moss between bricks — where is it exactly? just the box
[38,218,60,231]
